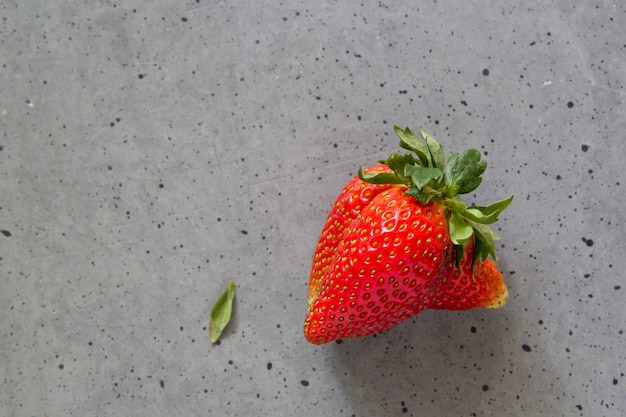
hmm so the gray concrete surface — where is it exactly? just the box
[1,1,624,416]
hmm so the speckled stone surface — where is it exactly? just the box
[1,1,624,416]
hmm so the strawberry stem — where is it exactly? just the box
[359,125,513,269]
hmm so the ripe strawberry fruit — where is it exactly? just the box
[304,125,512,344]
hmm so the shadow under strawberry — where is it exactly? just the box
[330,307,513,416]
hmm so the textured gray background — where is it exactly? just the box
[1,1,624,416]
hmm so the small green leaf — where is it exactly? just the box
[358,166,407,185]
[445,196,510,268]
[470,222,500,262]
[469,195,514,217]
[403,165,442,189]
[383,153,416,178]
[210,281,236,344]
[448,212,473,245]
[443,149,487,196]
[454,244,465,271]
[466,207,500,224]
[420,128,445,170]
[395,125,431,167]
[405,186,435,204]
[446,199,496,224]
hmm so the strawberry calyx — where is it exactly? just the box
[359,125,513,270]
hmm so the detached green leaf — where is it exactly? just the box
[210,281,236,344]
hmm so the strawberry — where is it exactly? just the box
[304,125,512,344]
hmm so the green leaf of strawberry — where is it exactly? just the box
[357,166,406,185]
[304,125,512,344]
[395,125,432,166]
[421,127,445,170]
[448,211,474,245]
[403,165,442,189]
[443,149,487,196]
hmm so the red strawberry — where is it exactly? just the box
[304,126,512,344]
